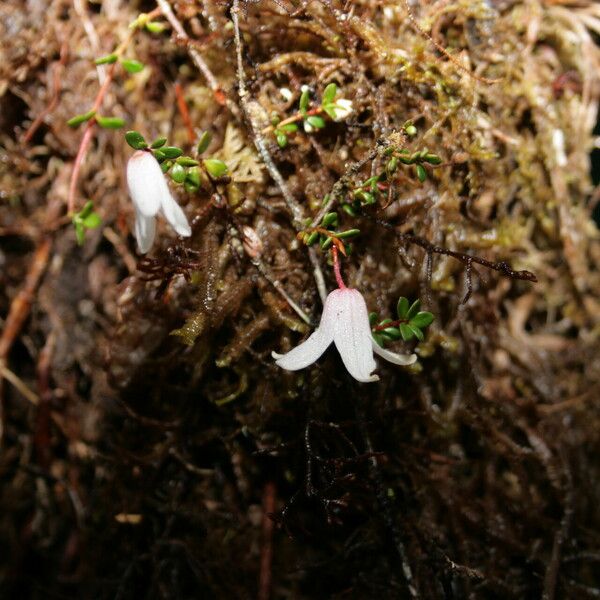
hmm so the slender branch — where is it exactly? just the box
[231,0,328,303]
[331,246,346,289]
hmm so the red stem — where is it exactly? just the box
[332,246,346,289]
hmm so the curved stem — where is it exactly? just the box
[332,245,346,290]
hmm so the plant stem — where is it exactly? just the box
[332,246,346,289]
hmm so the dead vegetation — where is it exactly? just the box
[1,0,600,598]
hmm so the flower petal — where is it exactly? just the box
[134,210,156,254]
[126,151,164,217]
[160,192,191,237]
[272,289,338,371]
[332,289,379,383]
[272,327,333,371]
[372,340,417,366]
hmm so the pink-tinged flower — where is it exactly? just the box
[273,288,416,382]
[126,150,191,253]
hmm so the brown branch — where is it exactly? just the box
[258,481,276,600]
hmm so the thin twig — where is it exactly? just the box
[156,0,239,117]
[258,481,276,600]
[231,0,328,303]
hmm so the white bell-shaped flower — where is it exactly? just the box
[331,98,353,121]
[273,288,416,383]
[126,150,192,253]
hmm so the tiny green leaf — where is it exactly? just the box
[74,221,85,246]
[170,163,186,183]
[304,231,320,246]
[320,236,333,250]
[405,124,417,136]
[416,164,427,182]
[186,166,202,187]
[196,131,212,154]
[322,82,337,105]
[151,136,167,149]
[95,53,118,65]
[399,324,415,341]
[408,324,424,341]
[299,88,310,113]
[424,153,442,165]
[82,212,102,229]
[125,130,147,149]
[336,228,360,239]
[382,327,402,341]
[145,21,166,34]
[397,297,409,319]
[341,203,357,217]
[67,110,96,128]
[322,105,338,120]
[203,158,228,178]
[276,133,288,148]
[406,299,421,320]
[121,58,145,73]
[322,212,338,228]
[96,116,125,129]
[160,146,184,159]
[160,160,172,173]
[306,115,325,129]
[78,200,94,219]
[410,311,434,328]
[372,332,385,347]
[175,156,200,166]
[369,312,378,326]
[278,123,298,134]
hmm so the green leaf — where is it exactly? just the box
[67,110,96,128]
[78,200,94,219]
[160,160,172,173]
[341,203,357,217]
[405,124,417,136]
[170,163,186,183]
[322,105,338,120]
[410,311,434,328]
[397,297,409,319]
[203,158,228,178]
[82,212,102,229]
[278,123,298,134]
[145,21,166,34]
[276,133,288,148]
[299,88,310,113]
[304,231,319,246]
[399,323,415,341]
[306,115,325,129]
[416,164,427,182]
[121,58,145,73]
[372,332,385,347]
[175,156,199,166]
[74,221,85,246]
[382,327,401,341]
[160,146,183,159]
[125,130,147,149]
[336,228,360,239]
[322,82,337,105]
[322,212,338,228]
[406,299,421,320]
[186,166,202,187]
[150,136,167,149]
[423,153,442,165]
[95,53,118,65]
[408,324,424,341]
[320,236,333,250]
[96,116,125,129]
[196,131,212,154]
[369,312,378,326]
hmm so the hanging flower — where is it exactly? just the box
[273,287,416,382]
[126,150,191,253]
[331,98,353,121]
